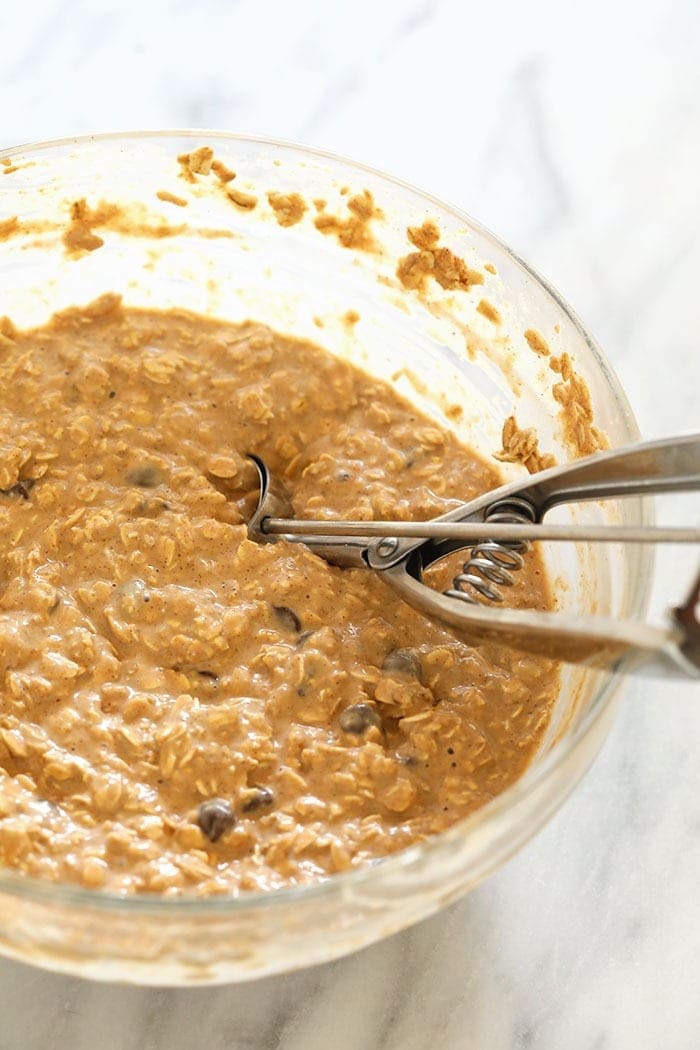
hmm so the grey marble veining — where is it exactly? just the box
[0,1,698,1047]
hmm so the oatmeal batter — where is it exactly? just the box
[0,297,559,895]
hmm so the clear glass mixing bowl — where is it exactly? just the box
[0,131,651,984]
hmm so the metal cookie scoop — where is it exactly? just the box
[247,433,700,677]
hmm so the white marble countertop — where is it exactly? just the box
[0,1,698,1047]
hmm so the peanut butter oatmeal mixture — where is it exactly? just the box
[0,295,559,895]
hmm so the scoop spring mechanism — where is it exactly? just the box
[445,498,536,604]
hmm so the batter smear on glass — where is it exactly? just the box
[0,296,559,894]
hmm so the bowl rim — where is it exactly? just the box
[0,128,653,914]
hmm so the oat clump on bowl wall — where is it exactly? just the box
[397,220,485,294]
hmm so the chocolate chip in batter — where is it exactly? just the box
[135,497,170,518]
[381,647,424,684]
[1,477,35,500]
[126,464,163,488]
[241,786,275,813]
[339,703,382,734]
[197,798,236,842]
[272,605,302,633]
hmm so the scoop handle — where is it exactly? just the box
[516,432,700,516]
[368,432,700,569]
[381,558,700,677]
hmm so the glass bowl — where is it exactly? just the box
[0,131,651,984]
